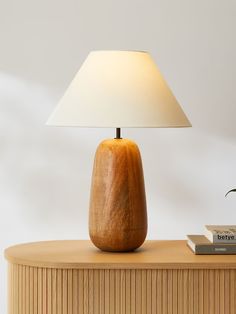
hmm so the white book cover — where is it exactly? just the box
[205,225,236,243]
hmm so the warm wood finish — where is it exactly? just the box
[5,240,236,269]
[5,240,236,314]
[89,138,147,252]
[7,265,236,314]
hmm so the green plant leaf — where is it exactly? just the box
[225,189,236,197]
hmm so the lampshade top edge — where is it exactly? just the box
[89,50,148,54]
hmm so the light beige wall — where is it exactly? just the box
[1,0,236,310]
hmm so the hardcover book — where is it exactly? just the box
[187,235,236,254]
[205,225,236,243]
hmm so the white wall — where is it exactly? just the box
[1,0,236,310]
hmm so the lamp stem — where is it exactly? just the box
[115,128,122,139]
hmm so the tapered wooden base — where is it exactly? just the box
[89,138,147,252]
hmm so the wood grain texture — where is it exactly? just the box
[89,139,147,252]
[5,240,236,269]
[7,265,236,314]
[5,240,236,313]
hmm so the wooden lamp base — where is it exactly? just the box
[89,138,147,252]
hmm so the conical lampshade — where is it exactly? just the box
[47,50,191,128]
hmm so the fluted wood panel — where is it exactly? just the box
[8,263,236,314]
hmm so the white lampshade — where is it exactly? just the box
[47,50,191,128]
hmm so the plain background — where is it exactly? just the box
[1,0,236,310]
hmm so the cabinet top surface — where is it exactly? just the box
[5,240,236,269]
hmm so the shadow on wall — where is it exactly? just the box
[0,71,96,228]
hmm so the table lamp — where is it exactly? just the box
[47,50,191,252]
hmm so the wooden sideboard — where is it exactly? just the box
[5,240,236,314]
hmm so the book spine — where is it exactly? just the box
[211,234,236,244]
[195,244,236,254]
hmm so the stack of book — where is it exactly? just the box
[187,225,236,254]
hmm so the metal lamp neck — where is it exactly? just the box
[115,128,122,139]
